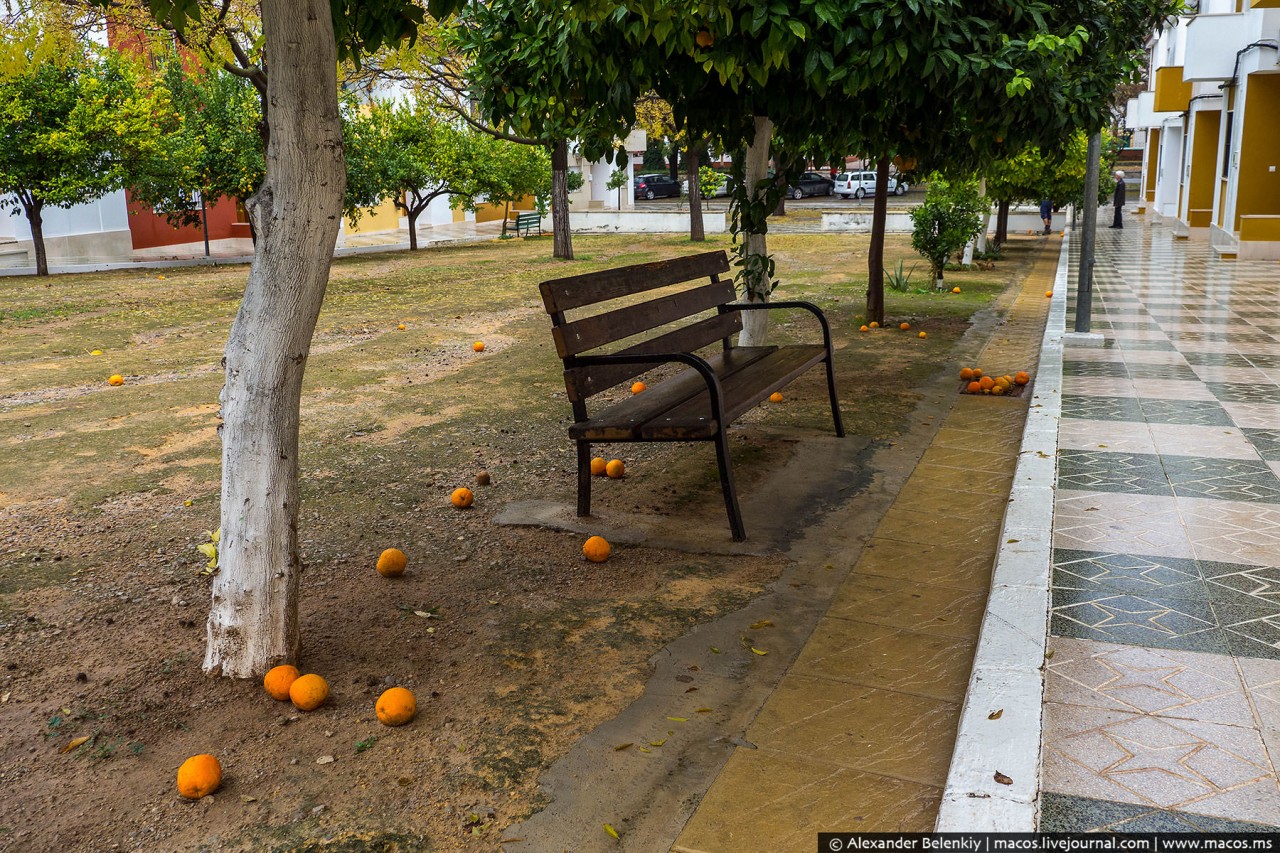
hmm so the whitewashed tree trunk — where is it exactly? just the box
[204,0,345,678]
[975,178,990,253]
[739,116,773,347]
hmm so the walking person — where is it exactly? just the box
[1039,198,1053,235]
[1110,170,1126,229]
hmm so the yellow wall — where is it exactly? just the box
[1154,66,1193,113]
[1240,217,1280,241]
[1187,109,1221,226]
[474,195,537,223]
[1145,129,1160,202]
[1236,74,1280,232]
[345,198,401,234]
[1252,0,1280,7]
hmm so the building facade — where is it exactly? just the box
[1127,0,1280,259]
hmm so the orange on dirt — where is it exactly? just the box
[859,325,869,332]
[695,28,714,47]
[397,323,406,330]
[375,687,417,727]
[631,381,646,394]
[899,322,910,331]
[918,331,927,339]
[590,457,607,476]
[1014,371,1031,386]
[869,321,880,329]
[605,459,625,479]
[376,547,407,577]
[966,381,982,394]
[972,368,983,379]
[951,287,961,294]
[1045,291,1053,298]
[978,376,995,391]
[107,374,124,386]
[176,754,222,800]
[583,535,612,563]
[992,385,1006,396]
[263,665,300,701]
[959,367,975,381]
[289,673,329,711]
[769,392,784,403]
[472,341,485,352]
[450,487,474,508]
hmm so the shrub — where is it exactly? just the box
[910,174,987,287]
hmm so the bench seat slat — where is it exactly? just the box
[540,251,731,313]
[563,310,743,401]
[567,347,777,441]
[553,280,735,358]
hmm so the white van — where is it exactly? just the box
[834,171,908,199]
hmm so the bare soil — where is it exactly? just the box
[0,233,1040,852]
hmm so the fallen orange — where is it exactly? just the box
[450,487,474,508]
[605,459,625,479]
[590,457,607,476]
[583,535,611,563]
[472,341,485,352]
[769,392,783,403]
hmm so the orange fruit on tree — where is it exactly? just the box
[899,322,910,331]
[769,392,783,403]
[376,547,407,577]
[605,459,625,479]
[918,331,927,339]
[869,321,879,329]
[289,673,329,711]
[590,457,607,476]
[1014,371,1030,386]
[375,687,417,727]
[263,665,300,701]
[959,367,975,380]
[472,341,485,352]
[966,381,982,394]
[450,487,474,508]
[631,381,646,394]
[695,28,715,48]
[859,325,869,332]
[176,754,222,800]
[978,376,995,391]
[107,374,124,386]
[583,535,611,563]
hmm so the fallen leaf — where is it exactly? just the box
[1,692,10,703]
[649,739,666,747]
[988,709,1003,720]
[696,708,712,713]
[749,619,774,630]
[637,746,652,753]
[62,735,91,753]
[684,687,697,693]
[994,771,1013,786]
[709,646,721,654]
[413,610,434,619]
[316,755,336,765]
[613,743,632,752]
[240,795,257,803]
[1098,443,1108,448]
[1006,539,1020,544]
[604,823,620,840]
[666,716,687,723]
[751,647,768,656]
[1045,650,1055,660]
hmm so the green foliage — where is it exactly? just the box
[983,129,1121,207]
[910,175,987,284]
[885,260,917,294]
[697,166,724,199]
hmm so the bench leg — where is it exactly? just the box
[714,431,746,541]
[576,441,592,517]
[825,355,846,438]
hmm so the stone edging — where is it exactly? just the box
[934,233,1070,830]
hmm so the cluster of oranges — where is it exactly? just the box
[959,367,1031,396]
[859,320,927,339]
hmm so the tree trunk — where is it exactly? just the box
[739,116,773,347]
[995,199,1010,245]
[975,178,990,254]
[866,156,890,327]
[23,196,48,277]
[204,0,345,679]
[686,144,704,242]
[668,148,679,183]
[551,140,573,260]
[407,206,420,251]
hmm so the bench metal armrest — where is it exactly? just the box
[569,351,726,420]
[731,300,835,355]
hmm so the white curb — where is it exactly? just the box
[934,233,1071,830]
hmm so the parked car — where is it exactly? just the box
[787,171,835,199]
[834,170,908,199]
[633,173,681,200]
[680,173,731,197]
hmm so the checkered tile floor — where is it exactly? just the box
[1039,220,1280,831]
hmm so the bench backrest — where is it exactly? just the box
[539,251,739,404]
[516,212,539,222]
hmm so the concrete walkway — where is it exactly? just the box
[672,240,1061,850]
[1038,216,1280,831]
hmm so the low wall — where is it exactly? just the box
[567,210,728,233]
[821,211,1059,235]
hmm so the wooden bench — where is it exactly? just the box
[514,211,542,237]
[539,250,844,541]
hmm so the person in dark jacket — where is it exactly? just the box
[1039,198,1053,234]
[1110,171,1126,229]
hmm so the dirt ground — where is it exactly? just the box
[0,232,1039,852]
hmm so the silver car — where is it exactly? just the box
[834,170,908,199]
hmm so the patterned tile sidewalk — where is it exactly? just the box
[1039,218,1280,831]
